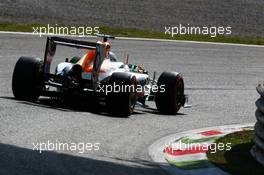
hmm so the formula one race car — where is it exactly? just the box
[12,34,187,117]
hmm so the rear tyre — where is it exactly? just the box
[12,56,43,101]
[155,72,185,115]
[107,72,137,117]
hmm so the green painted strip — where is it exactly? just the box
[181,136,219,144]
[167,159,214,170]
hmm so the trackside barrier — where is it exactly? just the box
[251,84,264,166]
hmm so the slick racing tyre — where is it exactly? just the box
[12,56,43,101]
[107,72,137,117]
[155,72,185,115]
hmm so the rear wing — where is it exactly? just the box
[43,36,106,89]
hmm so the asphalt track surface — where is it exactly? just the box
[0,34,263,175]
[1,0,264,37]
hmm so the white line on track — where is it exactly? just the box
[1,31,264,48]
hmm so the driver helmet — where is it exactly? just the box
[108,52,118,62]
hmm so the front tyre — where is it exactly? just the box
[155,72,185,115]
[12,56,43,101]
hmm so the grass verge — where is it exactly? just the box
[207,130,264,175]
[0,23,264,45]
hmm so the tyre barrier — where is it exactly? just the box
[251,84,264,166]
